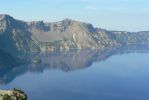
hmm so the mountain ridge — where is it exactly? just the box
[0,14,149,55]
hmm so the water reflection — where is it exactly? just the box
[0,44,149,84]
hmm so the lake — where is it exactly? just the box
[0,45,149,100]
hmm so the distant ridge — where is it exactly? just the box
[0,14,149,55]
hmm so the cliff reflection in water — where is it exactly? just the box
[0,44,149,84]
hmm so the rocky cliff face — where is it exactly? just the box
[0,14,149,53]
[0,14,39,56]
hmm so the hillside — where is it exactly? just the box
[0,14,149,54]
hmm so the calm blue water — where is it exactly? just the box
[0,46,149,100]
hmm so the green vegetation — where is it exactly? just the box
[13,88,28,100]
[3,94,11,100]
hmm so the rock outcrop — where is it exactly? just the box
[0,88,27,100]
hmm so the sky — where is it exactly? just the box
[0,0,149,31]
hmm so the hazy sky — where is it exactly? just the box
[0,0,149,31]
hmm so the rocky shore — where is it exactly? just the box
[0,88,27,100]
